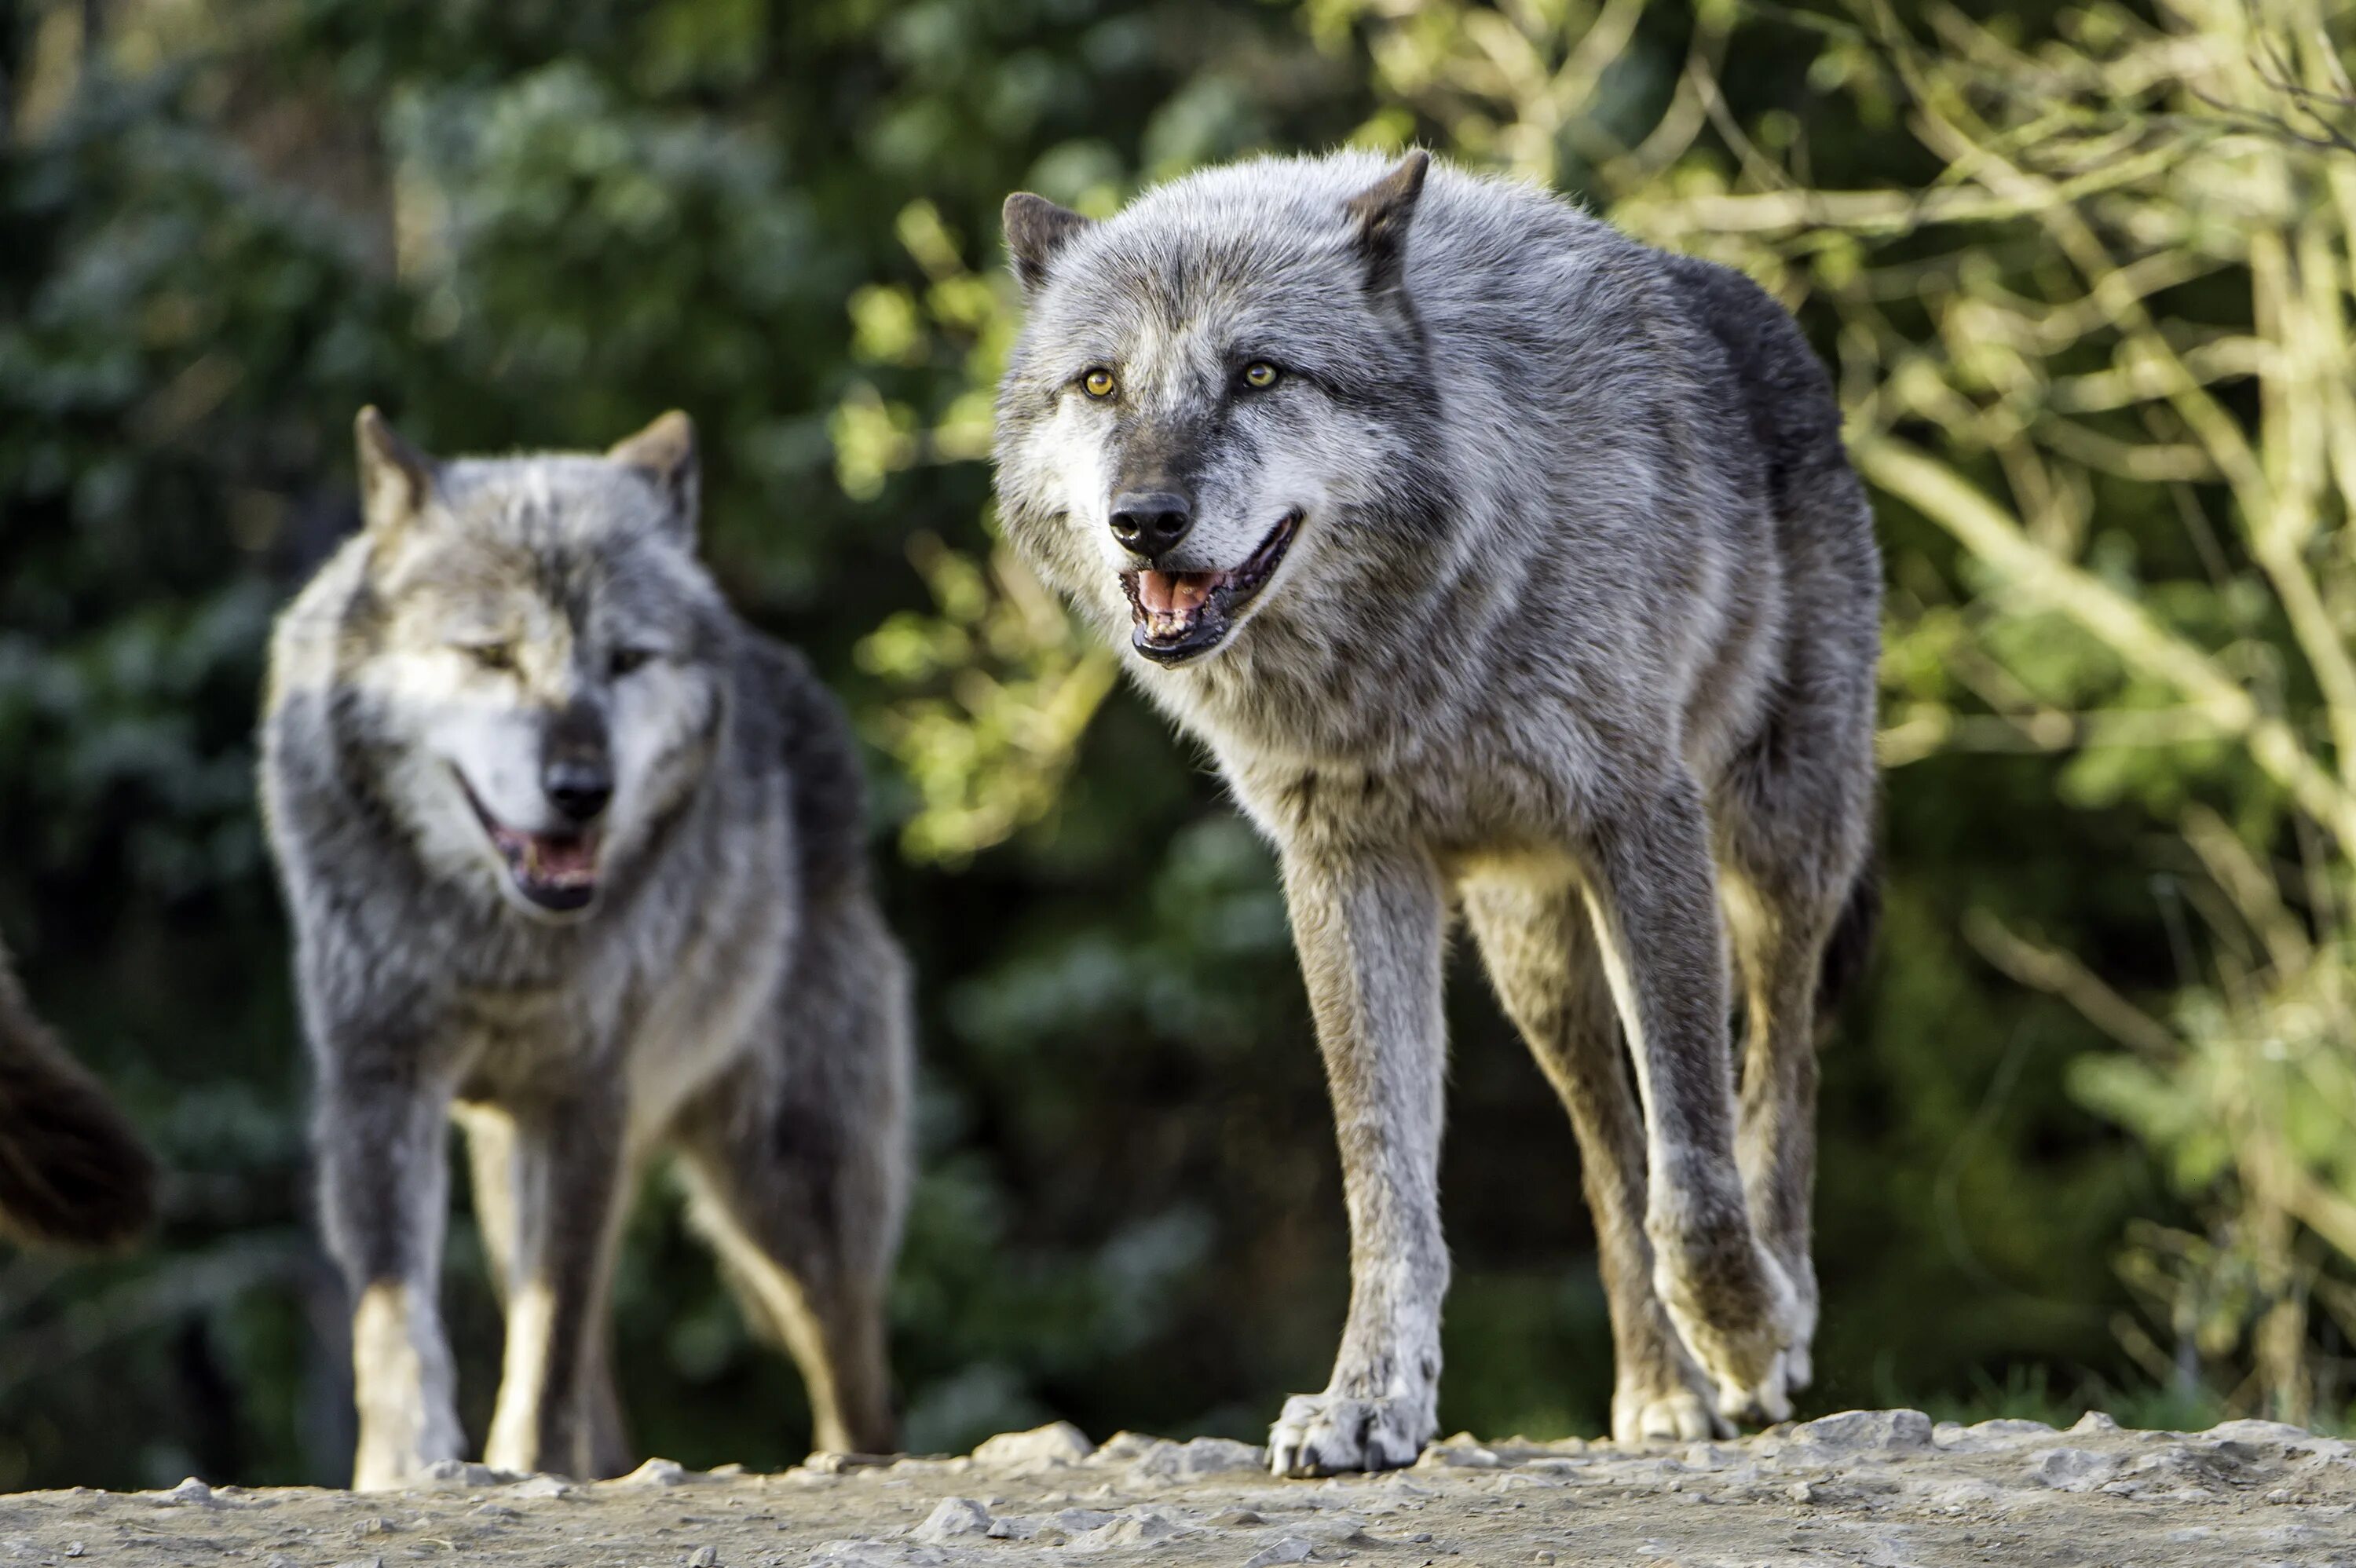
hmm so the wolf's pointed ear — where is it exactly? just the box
[608,411,699,539]
[1004,192,1092,293]
[1343,151,1431,305]
[355,407,437,535]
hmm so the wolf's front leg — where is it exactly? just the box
[478,1090,630,1479]
[1268,842,1449,1477]
[316,1059,465,1491]
[1580,780,1798,1426]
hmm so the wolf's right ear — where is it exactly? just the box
[355,407,437,535]
[1003,193,1092,293]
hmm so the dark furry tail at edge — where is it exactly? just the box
[1813,847,1881,1026]
[0,938,155,1248]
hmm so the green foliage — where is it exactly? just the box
[7,0,2338,1493]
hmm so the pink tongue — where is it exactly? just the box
[1139,572,1214,615]
[531,835,598,878]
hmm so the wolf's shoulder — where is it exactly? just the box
[728,632,869,900]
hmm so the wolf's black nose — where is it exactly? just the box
[1109,492,1193,557]
[543,761,613,824]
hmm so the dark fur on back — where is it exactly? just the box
[0,938,155,1248]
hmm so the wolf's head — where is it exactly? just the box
[993,151,1451,671]
[338,410,729,923]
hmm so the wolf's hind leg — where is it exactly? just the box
[1716,745,1875,1393]
[1267,842,1450,1477]
[470,1092,632,1480]
[1579,780,1798,1428]
[460,1105,632,1477]
[316,1058,466,1490]
[1463,872,1724,1443]
[673,899,910,1457]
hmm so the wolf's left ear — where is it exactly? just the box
[1004,193,1092,294]
[609,411,699,540]
[355,407,438,535]
[1343,151,1431,306]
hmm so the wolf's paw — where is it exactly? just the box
[1267,1393,1430,1477]
[1652,1222,1802,1431]
[1611,1382,1728,1445]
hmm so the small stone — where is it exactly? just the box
[1074,1510,1185,1547]
[506,1475,572,1500]
[64,1545,84,1559]
[1207,1509,1268,1526]
[686,1548,720,1567]
[1534,1554,1557,1565]
[971,1422,1094,1469]
[1790,1409,1933,1450]
[1103,1433,1268,1480]
[619,1457,690,1486]
[1242,1538,1315,1568]
[422,1459,515,1486]
[156,1477,214,1505]
[2069,1411,2120,1435]
[475,1501,520,1518]
[911,1497,991,1543]
[2029,1447,2121,1491]
[1787,1481,1816,1503]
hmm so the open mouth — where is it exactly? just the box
[1121,509,1301,665]
[455,773,602,916]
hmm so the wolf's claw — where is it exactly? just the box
[1267,1392,1429,1476]
[1613,1386,1727,1444]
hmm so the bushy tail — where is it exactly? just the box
[0,938,155,1248]
[1813,850,1881,1026]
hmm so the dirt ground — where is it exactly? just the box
[3,1409,2352,1566]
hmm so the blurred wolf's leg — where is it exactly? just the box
[316,1054,464,1490]
[472,1091,631,1480]
[462,1103,631,1477]
[671,897,909,1458]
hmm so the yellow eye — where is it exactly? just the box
[1082,368,1117,399]
[1242,361,1279,389]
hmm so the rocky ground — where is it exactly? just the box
[3,1410,2353,1566]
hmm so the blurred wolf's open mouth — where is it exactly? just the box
[455,773,602,915]
[1121,509,1301,665]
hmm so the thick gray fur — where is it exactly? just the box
[262,411,911,1489]
[996,150,1879,1474]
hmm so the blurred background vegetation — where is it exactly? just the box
[4,0,2354,1490]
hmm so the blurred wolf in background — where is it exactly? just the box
[997,150,1879,1474]
[262,411,911,1489]
[0,938,155,1249]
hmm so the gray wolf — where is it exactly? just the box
[995,149,1879,1473]
[0,936,155,1248]
[262,410,912,1489]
